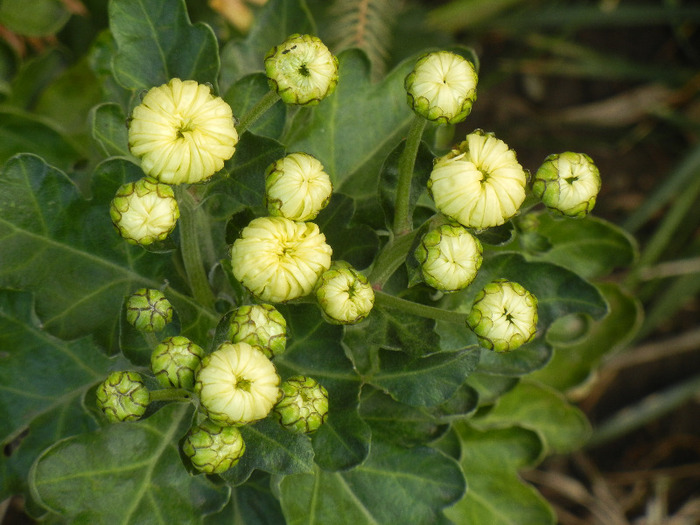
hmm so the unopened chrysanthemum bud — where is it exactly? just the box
[96,371,149,422]
[151,336,205,390]
[265,34,339,106]
[195,342,280,425]
[265,152,333,221]
[182,419,245,474]
[274,376,329,434]
[405,51,478,125]
[428,130,528,230]
[414,224,483,292]
[533,152,601,218]
[466,279,538,353]
[315,261,374,324]
[231,217,333,303]
[125,288,174,332]
[128,78,238,185]
[228,304,287,358]
[110,178,180,245]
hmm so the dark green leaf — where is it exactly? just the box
[205,472,284,525]
[110,0,220,90]
[279,441,466,525]
[30,403,229,523]
[91,103,130,157]
[476,339,552,376]
[224,73,286,140]
[0,0,70,37]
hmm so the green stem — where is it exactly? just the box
[237,90,281,135]
[175,186,216,310]
[369,231,420,287]
[149,388,195,403]
[375,290,468,324]
[392,114,427,235]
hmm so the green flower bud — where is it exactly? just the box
[467,279,538,353]
[195,342,280,426]
[405,50,478,125]
[129,78,238,185]
[110,177,180,245]
[231,217,333,303]
[428,130,528,230]
[228,304,287,358]
[182,419,245,474]
[125,288,174,332]
[274,376,329,434]
[151,336,205,390]
[96,371,149,422]
[265,34,339,106]
[414,224,483,292]
[533,152,601,218]
[315,261,374,324]
[265,152,333,221]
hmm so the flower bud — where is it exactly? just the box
[264,34,339,106]
[265,152,333,221]
[195,342,280,426]
[405,50,478,124]
[110,178,180,245]
[466,279,538,353]
[315,261,374,324]
[182,419,245,474]
[428,130,528,230]
[96,371,149,422]
[228,304,287,358]
[414,224,483,292]
[125,288,174,332]
[128,78,238,185]
[274,376,329,434]
[533,152,601,218]
[231,217,333,303]
[151,336,205,390]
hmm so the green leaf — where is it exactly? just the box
[471,381,592,454]
[445,423,555,525]
[109,0,220,91]
[279,441,466,525]
[205,472,285,525]
[0,154,218,351]
[530,283,643,391]
[219,0,315,90]
[529,212,638,279]
[0,0,70,37]
[30,403,230,523]
[224,74,286,140]
[91,103,130,157]
[286,50,417,197]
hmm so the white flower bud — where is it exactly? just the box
[428,130,528,229]
[405,50,478,124]
[195,342,280,425]
[533,152,601,218]
[315,261,375,324]
[128,78,238,185]
[414,224,483,292]
[231,217,333,303]
[265,152,333,221]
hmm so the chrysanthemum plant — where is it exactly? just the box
[0,0,641,523]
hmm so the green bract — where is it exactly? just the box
[125,288,174,333]
[405,50,478,124]
[274,375,329,434]
[265,34,339,106]
[315,261,375,324]
[96,371,150,422]
[228,304,287,358]
[151,335,205,390]
[110,177,180,245]
[182,419,246,474]
[533,152,602,218]
[467,279,539,353]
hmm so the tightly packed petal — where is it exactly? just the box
[533,152,601,218]
[428,130,528,229]
[129,78,238,184]
[195,342,280,425]
[274,376,329,434]
[228,304,287,358]
[231,217,333,303]
[315,261,375,324]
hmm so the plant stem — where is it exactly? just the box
[369,231,419,288]
[375,290,468,324]
[149,388,195,403]
[175,186,216,310]
[237,90,281,135]
[392,114,427,235]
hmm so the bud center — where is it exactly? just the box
[176,117,196,139]
[298,63,311,77]
[236,377,252,392]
